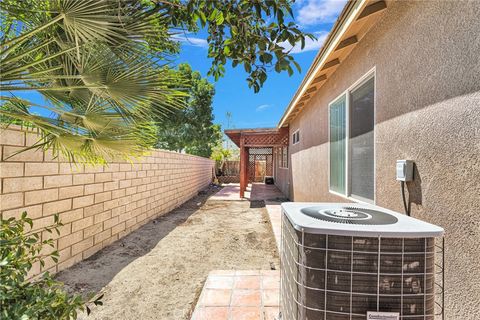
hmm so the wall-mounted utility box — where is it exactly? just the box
[396,159,414,181]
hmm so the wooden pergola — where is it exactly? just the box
[225,128,289,198]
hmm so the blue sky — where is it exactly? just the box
[17,0,346,132]
[174,0,347,130]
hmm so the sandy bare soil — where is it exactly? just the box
[56,186,279,320]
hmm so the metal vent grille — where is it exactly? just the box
[280,212,437,320]
[300,206,398,225]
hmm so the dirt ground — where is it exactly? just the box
[56,186,279,320]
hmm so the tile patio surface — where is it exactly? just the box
[209,183,250,201]
[191,270,280,320]
[209,183,287,202]
[191,183,285,320]
[249,183,287,202]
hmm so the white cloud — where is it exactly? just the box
[296,0,347,26]
[171,33,208,48]
[256,104,273,112]
[281,31,329,54]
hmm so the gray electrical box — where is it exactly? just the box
[396,160,413,181]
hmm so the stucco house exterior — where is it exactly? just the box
[226,0,479,318]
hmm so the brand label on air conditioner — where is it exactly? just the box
[367,311,400,320]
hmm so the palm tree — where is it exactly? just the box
[0,0,185,164]
[1,0,314,164]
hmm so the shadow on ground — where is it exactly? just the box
[56,184,279,320]
[56,186,221,296]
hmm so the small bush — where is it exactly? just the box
[0,212,102,319]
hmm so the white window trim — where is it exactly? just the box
[279,146,288,169]
[327,67,376,205]
[292,129,300,145]
[279,146,289,169]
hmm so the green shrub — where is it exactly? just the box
[0,213,102,319]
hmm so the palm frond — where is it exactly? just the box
[0,96,153,164]
[1,0,183,164]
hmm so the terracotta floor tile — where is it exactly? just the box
[263,307,280,320]
[201,289,232,306]
[236,270,261,276]
[191,307,204,320]
[234,276,261,289]
[262,276,280,289]
[206,276,234,289]
[230,307,261,320]
[210,270,236,276]
[204,307,229,319]
[231,289,261,306]
[260,270,279,276]
[262,289,280,307]
[192,307,229,320]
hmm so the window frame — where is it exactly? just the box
[273,147,280,173]
[327,67,376,204]
[328,93,347,196]
[278,146,288,169]
[282,146,288,169]
[292,129,300,145]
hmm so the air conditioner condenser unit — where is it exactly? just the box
[280,203,444,320]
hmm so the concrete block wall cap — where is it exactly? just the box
[1,126,214,276]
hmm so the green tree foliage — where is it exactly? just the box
[158,0,314,92]
[210,144,232,162]
[0,213,103,319]
[0,101,34,127]
[156,64,221,157]
[1,0,312,163]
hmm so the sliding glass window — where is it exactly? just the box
[349,77,375,201]
[329,95,346,194]
[328,74,375,202]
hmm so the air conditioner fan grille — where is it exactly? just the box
[300,206,398,225]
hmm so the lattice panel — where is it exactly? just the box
[249,147,273,155]
[265,154,273,176]
[244,132,288,146]
[279,133,289,146]
[248,148,273,182]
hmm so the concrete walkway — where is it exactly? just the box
[264,202,282,251]
[191,183,285,320]
[249,184,286,202]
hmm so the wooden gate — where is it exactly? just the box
[248,148,273,182]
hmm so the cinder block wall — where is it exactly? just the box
[0,126,214,275]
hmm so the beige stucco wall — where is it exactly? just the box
[273,147,291,198]
[0,126,214,276]
[274,167,290,198]
[287,1,480,319]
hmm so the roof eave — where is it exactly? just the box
[277,0,369,128]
